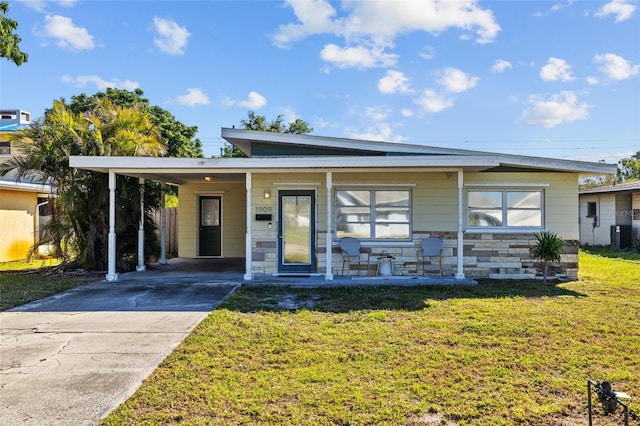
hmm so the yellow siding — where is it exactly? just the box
[177,181,246,257]
[0,189,37,262]
[465,172,579,239]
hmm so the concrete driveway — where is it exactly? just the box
[0,275,239,425]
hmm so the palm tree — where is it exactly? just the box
[530,231,565,283]
[0,99,166,270]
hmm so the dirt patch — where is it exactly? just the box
[259,293,321,310]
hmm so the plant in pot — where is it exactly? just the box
[530,231,564,283]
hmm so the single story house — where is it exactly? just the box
[579,181,640,248]
[0,109,53,263]
[69,128,617,282]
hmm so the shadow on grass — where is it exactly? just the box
[220,280,586,313]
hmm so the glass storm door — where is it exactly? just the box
[278,190,315,274]
[199,196,221,256]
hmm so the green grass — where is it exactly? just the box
[102,250,640,425]
[0,259,97,311]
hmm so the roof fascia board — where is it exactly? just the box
[70,155,501,172]
[496,155,618,175]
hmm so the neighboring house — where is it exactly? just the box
[0,109,53,263]
[70,128,617,282]
[579,181,640,248]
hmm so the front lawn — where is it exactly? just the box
[0,259,98,311]
[104,251,638,425]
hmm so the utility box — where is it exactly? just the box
[610,225,632,249]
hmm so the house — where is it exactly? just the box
[69,128,617,282]
[0,110,53,263]
[579,181,640,248]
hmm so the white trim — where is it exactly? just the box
[136,178,146,272]
[325,172,333,280]
[333,182,416,187]
[465,182,550,187]
[273,181,322,186]
[106,171,118,282]
[456,169,465,280]
[244,172,253,280]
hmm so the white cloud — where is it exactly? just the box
[223,91,267,109]
[594,0,636,22]
[415,89,454,113]
[61,74,139,91]
[17,0,78,12]
[594,53,640,81]
[586,76,599,85]
[272,0,500,69]
[519,91,591,128]
[153,17,190,55]
[347,122,405,143]
[42,14,94,51]
[401,108,414,117]
[378,70,411,94]
[365,106,391,121]
[540,57,575,82]
[176,88,210,107]
[320,43,397,69]
[492,59,512,73]
[419,46,435,60]
[437,67,479,93]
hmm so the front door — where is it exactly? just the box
[199,196,221,256]
[278,190,315,274]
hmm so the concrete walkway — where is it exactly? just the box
[0,277,239,426]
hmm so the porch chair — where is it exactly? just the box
[416,237,444,277]
[340,237,370,277]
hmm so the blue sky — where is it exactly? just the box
[1,0,638,162]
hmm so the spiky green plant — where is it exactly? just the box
[531,231,564,283]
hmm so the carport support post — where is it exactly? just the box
[106,171,118,282]
[456,168,465,279]
[244,172,253,280]
[325,171,333,280]
[159,182,167,265]
[136,178,146,272]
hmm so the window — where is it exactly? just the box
[587,201,597,218]
[468,190,543,228]
[0,141,10,156]
[336,189,411,239]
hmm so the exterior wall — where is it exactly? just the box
[0,189,37,262]
[634,192,640,243]
[579,192,636,246]
[177,170,581,280]
[177,181,246,258]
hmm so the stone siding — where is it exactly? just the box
[252,228,578,280]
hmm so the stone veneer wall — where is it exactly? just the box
[252,229,578,280]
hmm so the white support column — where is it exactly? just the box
[456,168,465,279]
[159,182,167,265]
[325,171,334,280]
[244,172,253,280]
[136,178,146,271]
[106,171,118,282]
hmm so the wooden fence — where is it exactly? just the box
[152,207,178,257]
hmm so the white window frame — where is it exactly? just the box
[467,189,544,231]
[335,188,412,241]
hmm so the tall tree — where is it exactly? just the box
[221,110,313,157]
[1,99,166,270]
[618,151,640,182]
[0,1,28,66]
[68,88,204,158]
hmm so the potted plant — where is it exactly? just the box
[530,231,564,283]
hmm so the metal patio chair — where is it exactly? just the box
[340,237,370,277]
